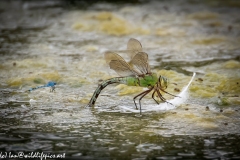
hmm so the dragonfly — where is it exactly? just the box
[87,38,178,114]
[27,81,56,92]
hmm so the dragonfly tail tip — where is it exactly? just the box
[85,104,93,108]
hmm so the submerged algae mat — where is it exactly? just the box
[0,0,240,159]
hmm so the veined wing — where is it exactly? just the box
[105,51,140,76]
[130,52,151,75]
[127,38,142,58]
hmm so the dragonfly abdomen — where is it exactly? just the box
[87,77,127,107]
[28,85,46,92]
[28,81,56,92]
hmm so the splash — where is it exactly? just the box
[119,72,196,113]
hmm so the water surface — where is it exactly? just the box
[0,0,240,159]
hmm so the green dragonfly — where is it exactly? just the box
[87,38,178,114]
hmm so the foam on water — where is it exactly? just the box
[119,72,196,113]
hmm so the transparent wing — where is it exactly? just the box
[105,51,140,76]
[127,38,142,58]
[130,52,151,74]
[105,51,125,64]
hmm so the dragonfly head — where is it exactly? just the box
[158,75,169,89]
[47,81,57,87]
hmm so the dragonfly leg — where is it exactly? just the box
[151,90,159,105]
[156,89,166,101]
[156,89,173,106]
[50,86,55,92]
[160,88,180,98]
[133,90,149,110]
[50,87,52,92]
[138,88,153,115]
[52,86,55,92]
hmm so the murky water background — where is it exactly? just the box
[0,0,240,159]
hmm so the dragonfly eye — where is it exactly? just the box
[159,76,169,89]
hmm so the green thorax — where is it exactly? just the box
[125,73,158,87]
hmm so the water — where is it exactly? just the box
[0,0,240,159]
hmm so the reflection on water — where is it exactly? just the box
[0,0,240,159]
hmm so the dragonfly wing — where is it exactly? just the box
[130,52,151,74]
[127,38,142,58]
[105,51,140,76]
[109,60,139,76]
[105,51,125,64]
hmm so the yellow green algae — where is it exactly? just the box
[1,57,61,91]
[191,74,240,98]
[187,11,219,20]
[188,59,240,106]
[83,45,99,52]
[0,64,5,69]
[155,27,186,37]
[143,103,238,135]
[7,71,60,87]
[191,37,226,45]
[17,59,48,68]
[157,70,192,96]
[72,11,149,36]
[69,7,240,50]
[223,60,240,69]
[79,98,90,104]
[205,0,240,8]
[62,77,89,88]
[116,84,143,96]
[207,21,223,27]
[190,72,224,98]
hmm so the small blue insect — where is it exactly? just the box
[28,81,57,92]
